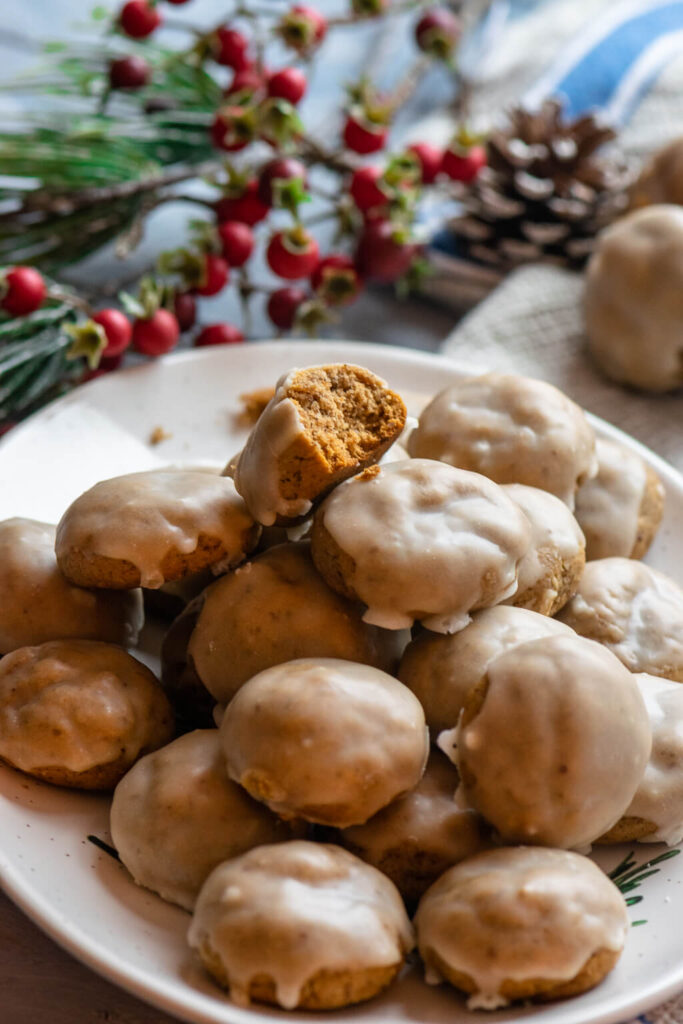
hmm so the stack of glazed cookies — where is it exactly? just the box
[1,361,681,1015]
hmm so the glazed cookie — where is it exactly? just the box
[220,658,429,827]
[501,484,585,616]
[56,469,259,590]
[0,640,173,789]
[408,372,596,508]
[233,364,406,526]
[111,730,298,910]
[600,674,683,846]
[399,606,574,738]
[311,460,531,633]
[630,135,683,209]
[339,752,491,906]
[450,634,651,849]
[415,847,628,1010]
[185,542,406,706]
[557,558,683,681]
[189,841,414,1010]
[574,438,665,560]
[0,518,143,653]
[584,205,683,392]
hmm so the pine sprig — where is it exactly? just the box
[609,848,681,914]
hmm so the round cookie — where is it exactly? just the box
[629,135,683,210]
[56,469,260,590]
[584,205,683,392]
[574,438,665,560]
[600,673,683,846]
[453,634,651,849]
[188,841,414,1010]
[415,847,629,1010]
[408,372,597,508]
[339,752,491,907]
[557,557,683,681]
[0,640,173,789]
[399,605,574,739]
[501,484,585,615]
[233,363,406,526]
[0,518,143,653]
[185,541,407,706]
[220,658,429,827]
[311,459,531,633]
[111,730,298,910]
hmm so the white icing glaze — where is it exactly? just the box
[188,841,414,1009]
[0,518,143,652]
[399,605,574,737]
[626,674,683,845]
[585,205,683,392]
[558,558,683,680]
[233,372,310,526]
[220,657,429,828]
[408,372,597,508]
[340,753,490,895]
[501,484,585,612]
[55,469,257,589]
[574,438,652,560]
[111,730,293,910]
[456,634,652,849]
[188,542,407,705]
[0,640,172,775]
[316,460,531,634]
[415,847,628,1010]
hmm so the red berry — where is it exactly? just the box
[214,27,251,70]
[267,228,319,280]
[195,254,230,297]
[267,67,307,105]
[225,66,266,99]
[214,180,269,225]
[210,107,255,152]
[166,0,191,4]
[217,221,254,268]
[354,220,417,283]
[93,309,132,358]
[173,292,197,332]
[109,55,150,90]
[408,141,443,184]
[267,286,307,329]
[441,143,487,183]
[415,8,460,59]
[0,266,46,316]
[343,116,388,155]
[311,254,362,306]
[349,165,387,211]
[194,323,245,347]
[257,157,308,206]
[132,309,180,356]
[119,1,161,39]
[279,5,327,52]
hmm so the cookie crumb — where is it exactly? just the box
[149,426,172,446]
[238,387,276,426]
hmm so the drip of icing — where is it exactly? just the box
[56,470,256,589]
[320,460,531,633]
[574,438,648,559]
[415,847,628,1009]
[188,842,413,1010]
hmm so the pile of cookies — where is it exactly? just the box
[1,361,682,1015]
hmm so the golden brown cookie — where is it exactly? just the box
[0,518,143,653]
[111,730,299,910]
[0,640,173,790]
[56,469,259,590]
[188,842,414,1009]
[185,541,406,705]
[415,848,628,1010]
[629,135,683,210]
[233,363,406,526]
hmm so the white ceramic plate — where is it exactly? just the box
[1,340,682,1024]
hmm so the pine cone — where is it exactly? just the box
[451,100,632,272]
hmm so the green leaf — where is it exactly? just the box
[91,5,110,20]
